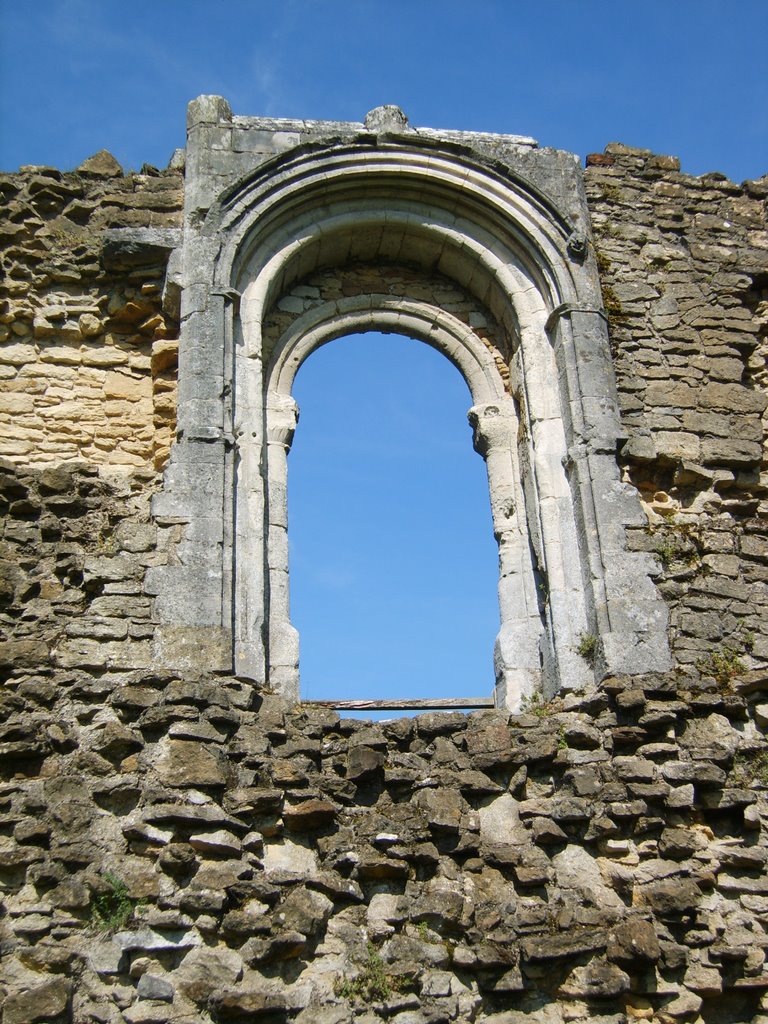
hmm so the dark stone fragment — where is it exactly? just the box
[658,827,705,859]
[415,711,468,737]
[659,939,689,971]
[559,958,630,998]
[701,788,756,809]
[91,720,143,761]
[14,819,50,846]
[530,818,567,846]
[279,887,333,937]
[661,761,726,786]
[616,689,647,710]
[0,640,50,670]
[221,909,271,937]
[550,797,591,822]
[606,918,660,964]
[612,726,649,746]
[346,745,385,780]
[465,722,513,768]
[208,987,288,1019]
[487,965,525,992]
[241,930,307,964]
[48,878,90,909]
[158,843,198,878]
[355,855,410,880]
[586,153,616,167]
[521,928,608,961]
[509,729,559,765]
[225,787,283,816]
[2,976,71,1024]
[457,769,503,796]
[101,235,175,270]
[566,768,601,796]
[77,149,123,176]
[282,798,336,831]
[137,974,174,1002]
[405,841,441,867]
[643,878,701,918]
[38,467,76,494]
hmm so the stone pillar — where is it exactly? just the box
[265,392,301,700]
[469,400,543,710]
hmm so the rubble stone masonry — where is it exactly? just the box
[0,133,767,1024]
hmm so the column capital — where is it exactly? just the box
[266,393,299,452]
[468,399,518,458]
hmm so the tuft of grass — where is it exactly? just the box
[730,749,768,788]
[520,692,549,718]
[576,633,599,668]
[335,943,398,1004]
[741,630,755,653]
[697,646,745,690]
[90,872,137,932]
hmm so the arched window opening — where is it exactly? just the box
[288,331,499,706]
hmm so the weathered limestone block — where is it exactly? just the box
[152,739,230,788]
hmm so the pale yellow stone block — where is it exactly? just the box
[9,378,44,393]
[81,347,129,367]
[0,393,35,414]
[0,343,36,365]
[44,386,101,401]
[79,313,103,337]
[103,370,152,400]
[21,363,77,381]
[48,401,101,421]
[104,400,135,418]
[39,346,82,365]
[0,442,32,458]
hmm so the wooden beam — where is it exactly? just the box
[302,697,496,711]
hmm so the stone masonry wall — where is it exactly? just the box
[585,145,768,684]
[0,141,767,1024]
[0,151,182,472]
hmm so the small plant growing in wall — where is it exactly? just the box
[696,646,745,690]
[335,942,399,1004]
[89,872,138,932]
[520,692,549,718]
[730,748,768,788]
[576,632,599,668]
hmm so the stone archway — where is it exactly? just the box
[147,97,671,709]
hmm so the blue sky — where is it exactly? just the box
[1,1,766,704]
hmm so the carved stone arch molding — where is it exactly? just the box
[146,95,671,709]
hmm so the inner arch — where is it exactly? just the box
[288,331,499,702]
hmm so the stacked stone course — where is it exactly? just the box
[0,134,767,1023]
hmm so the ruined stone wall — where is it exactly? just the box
[584,144,768,686]
[0,143,767,1024]
[0,152,182,473]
